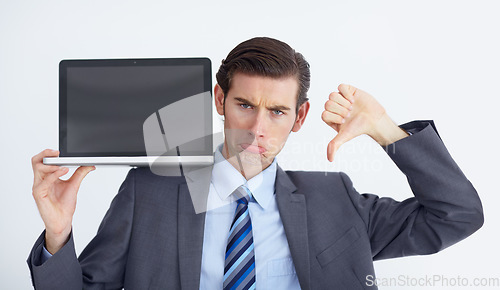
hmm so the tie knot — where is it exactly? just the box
[237,196,249,205]
[234,185,252,205]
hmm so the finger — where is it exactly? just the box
[327,131,351,162]
[33,149,61,186]
[322,110,345,127]
[34,164,61,176]
[34,167,69,199]
[328,92,353,109]
[33,165,62,188]
[337,84,357,103]
[327,139,338,163]
[68,166,96,188]
[324,100,351,118]
[32,149,59,168]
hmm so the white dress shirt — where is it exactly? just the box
[199,144,300,289]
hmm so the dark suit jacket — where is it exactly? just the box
[27,120,484,289]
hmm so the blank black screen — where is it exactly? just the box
[61,59,211,156]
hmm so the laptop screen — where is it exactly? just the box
[59,58,212,157]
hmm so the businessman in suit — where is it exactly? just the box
[28,37,483,289]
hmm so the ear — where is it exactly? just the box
[214,84,225,116]
[291,101,310,132]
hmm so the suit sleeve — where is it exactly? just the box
[27,168,137,290]
[340,120,484,260]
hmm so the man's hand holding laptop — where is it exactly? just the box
[31,149,95,254]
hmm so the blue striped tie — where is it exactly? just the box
[223,186,256,290]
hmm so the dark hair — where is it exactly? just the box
[216,37,310,114]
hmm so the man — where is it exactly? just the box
[28,37,483,289]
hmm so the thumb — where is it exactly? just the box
[68,166,96,187]
[327,131,350,162]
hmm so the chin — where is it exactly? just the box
[239,151,265,166]
[239,151,272,167]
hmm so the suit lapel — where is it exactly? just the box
[178,180,207,290]
[275,166,311,290]
[176,164,311,289]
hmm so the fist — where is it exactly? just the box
[321,84,387,162]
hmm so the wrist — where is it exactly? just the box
[45,227,71,255]
[369,114,409,146]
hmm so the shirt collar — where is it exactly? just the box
[211,143,277,209]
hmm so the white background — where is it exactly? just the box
[1,0,498,289]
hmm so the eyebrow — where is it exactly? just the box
[234,97,291,111]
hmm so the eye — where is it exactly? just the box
[240,103,252,109]
[272,110,284,116]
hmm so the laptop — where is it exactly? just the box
[43,58,215,168]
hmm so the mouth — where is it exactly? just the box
[240,143,267,154]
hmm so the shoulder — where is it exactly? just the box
[280,170,365,219]
[283,169,346,182]
[281,169,349,190]
[124,166,187,190]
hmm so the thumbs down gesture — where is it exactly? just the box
[321,84,409,162]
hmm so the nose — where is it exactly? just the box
[249,110,267,138]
